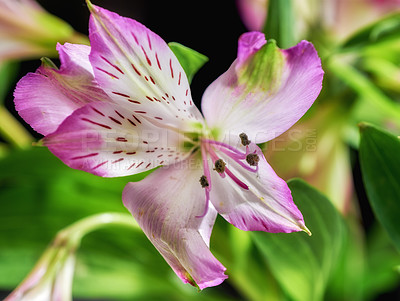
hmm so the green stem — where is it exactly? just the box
[263,0,295,48]
[55,213,140,249]
[0,106,33,148]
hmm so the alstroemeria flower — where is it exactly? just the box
[0,0,87,61]
[5,248,75,301]
[14,2,323,289]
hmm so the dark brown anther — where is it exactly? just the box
[239,133,251,146]
[214,159,226,173]
[246,153,260,166]
[199,175,209,188]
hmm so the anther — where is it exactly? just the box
[239,133,251,146]
[214,159,226,173]
[199,175,209,188]
[246,153,260,166]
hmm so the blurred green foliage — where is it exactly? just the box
[0,148,233,300]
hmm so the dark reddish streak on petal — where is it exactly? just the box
[100,56,125,74]
[109,116,122,125]
[96,67,119,79]
[71,153,99,160]
[81,118,112,129]
[93,161,108,170]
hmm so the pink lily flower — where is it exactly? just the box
[14,2,323,289]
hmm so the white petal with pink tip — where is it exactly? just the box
[202,33,324,144]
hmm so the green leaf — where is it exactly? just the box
[340,13,400,52]
[359,123,400,251]
[168,42,208,83]
[263,0,295,48]
[252,179,345,301]
[326,219,365,301]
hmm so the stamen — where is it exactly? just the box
[246,153,260,166]
[217,147,257,173]
[197,143,212,218]
[214,159,226,173]
[201,143,212,190]
[225,167,249,190]
[202,140,250,192]
[199,175,209,188]
[205,144,226,179]
[196,188,210,218]
[239,133,251,146]
[202,139,246,157]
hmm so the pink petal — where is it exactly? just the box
[88,4,203,131]
[122,161,227,289]
[209,141,308,234]
[14,43,109,135]
[57,43,94,75]
[44,101,189,177]
[237,31,267,64]
[201,34,324,144]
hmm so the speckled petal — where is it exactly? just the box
[44,101,189,177]
[88,4,203,131]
